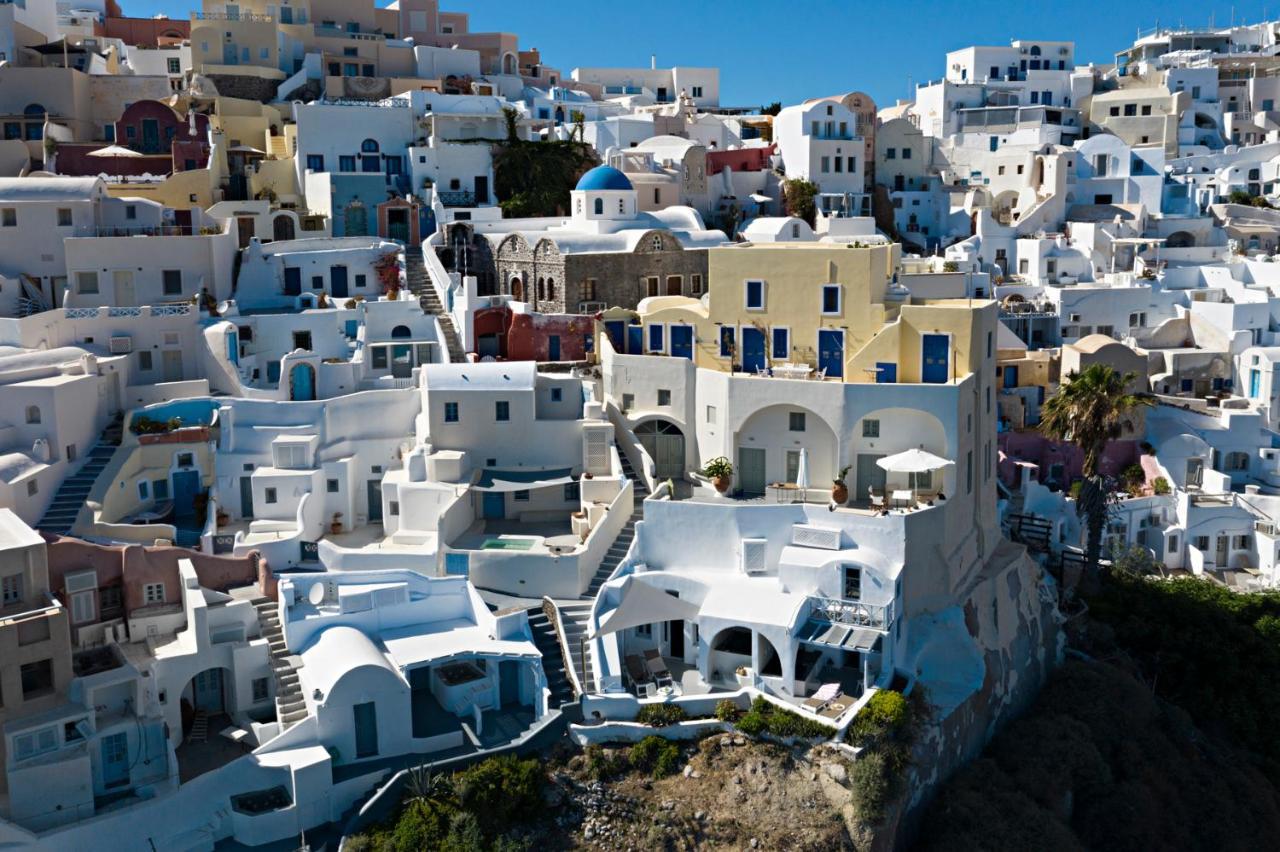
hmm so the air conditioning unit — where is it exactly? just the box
[1257,520,1277,536]
[791,523,842,550]
[109,335,133,354]
[740,538,768,575]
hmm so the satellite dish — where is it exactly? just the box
[307,583,325,606]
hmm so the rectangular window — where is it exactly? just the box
[339,155,355,172]
[444,402,459,423]
[744,279,764,310]
[648,324,664,352]
[143,582,165,604]
[706,405,716,423]
[690,274,703,294]
[252,677,269,702]
[789,412,806,432]
[327,479,340,493]
[621,393,634,412]
[162,269,182,296]
[862,418,880,438]
[966,450,973,494]
[306,154,324,171]
[719,326,735,358]
[168,58,181,74]
[550,387,562,402]
[264,487,277,504]
[56,208,72,227]
[495,401,510,422]
[1,208,15,227]
[1,573,21,605]
[657,389,671,406]
[820,156,830,173]
[152,478,169,501]
[13,726,58,760]
[821,285,841,314]
[771,327,789,359]
[75,271,99,294]
[513,490,529,502]
[564,481,580,502]
[842,565,862,600]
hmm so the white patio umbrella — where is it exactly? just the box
[795,447,809,492]
[87,144,143,178]
[876,449,954,503]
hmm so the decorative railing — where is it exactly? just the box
[316,96,410,108]
[195,10,273,22]
[108,307,143,317]
[809,596,894,631]
[436,190,475,207]
[65,307,101,319]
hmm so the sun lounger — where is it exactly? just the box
[803,683,843,712]
[625,655,651,689]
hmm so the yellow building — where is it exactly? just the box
[610,242,995,387]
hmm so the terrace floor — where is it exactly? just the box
[450,518,574,553]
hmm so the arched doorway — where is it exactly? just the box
[272,214,295,241]
[289,363,316,400]
[635,419,685,479]
[1166,230,1195,248]
[180,666,233,742]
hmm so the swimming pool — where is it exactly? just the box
[480,537,537,551]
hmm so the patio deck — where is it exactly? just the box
[450,519,574,553]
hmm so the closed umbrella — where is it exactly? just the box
[795,447,809,496]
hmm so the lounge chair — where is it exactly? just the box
[802,683,842,712]
[625,655,651,690]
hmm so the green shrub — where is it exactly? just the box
[390,799,453,852]
[735,696,833,740]
[1152,476,1170,495]
[850,750,891,824]
[714,698,742,722]
[584,744,624,780]
[454,755,543,830]
[942,261,960,273]
[847,690,909,746]
[629,735,681,778]
[635,703,687,727]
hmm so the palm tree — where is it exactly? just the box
[1040,363,1152,585]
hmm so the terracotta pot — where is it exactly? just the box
[832,482,849,504]
[713,475,731,493]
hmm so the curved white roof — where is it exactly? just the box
[424,360,536,392]
[0,177,104,202]
[300,625,402,698]
[0,452,43,485]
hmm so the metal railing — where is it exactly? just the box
[809,596,894,631]
[194,10,273,21]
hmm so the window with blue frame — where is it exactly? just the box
[339,155,355,172]
[306,154,324,171]
[495,401,510,421]
[550,387,562,402]
[719,326,736,358]
[648,324,664,352]
[384,156,402,175]
[745,279,764,310]
[444,401,459,422]
[361,139,379,153]
[821,285,841,314]
[771,327,789,359]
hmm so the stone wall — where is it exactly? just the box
[204,74,281,104]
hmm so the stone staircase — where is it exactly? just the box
[581,451,648,599]
[253,597,307,731]
[404,247,465,362]
[528,605,577,706]
[36,415,123,536]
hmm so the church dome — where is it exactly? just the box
[575,165,633,191]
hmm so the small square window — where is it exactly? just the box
[389,501,400,516]
[495,401,510,422]
[56,208,72,227]
[657,389,671,406]
[1,208,15,227]
[862,419,880,438]
[326,479,339,493]
[143,582,165,604]
[265,487,278,504]
[514,490,530,502]
[550,388,562,402]
[789,412,806,432]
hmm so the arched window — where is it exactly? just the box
[593,197,603,215]
[1029,45,1042,56]
[23,104,46,117]
[360,139,379,153]
[546,278,555,300]
[391,325,412,338]
[537,278,545,300]
[23,104,45,141]
[25,406,40,424]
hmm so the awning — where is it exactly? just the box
[798,617,881,651]
[473,467,574,492]
[590,576,701,638]
[876,448,954,474]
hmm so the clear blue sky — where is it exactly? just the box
[125,0,1275,107]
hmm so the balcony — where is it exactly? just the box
[1,592,65,646]
[194,10,273,22]
[808,595,895,631]
[436,190,475,207]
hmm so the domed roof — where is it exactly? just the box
[575,165,633,192]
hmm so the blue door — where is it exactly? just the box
[1003,365,1018,388]
[222,43,238,65]
[741,327,766,373]
[284,267,301,296]
[226,331,239,366]
[353,701,378,759]
[548,334,561,361]
[101,732,130,789]
[482,492,505,519]
[627,325,644,355]
[670,325,693,360]
[289,363,316,400]
[331,265,349,298]
[817,330,844,378]
[875,362,897,383]
[922,334,950,384]
[1251,369,1262,398]
[172,470,201,521]
[604,320,626,354]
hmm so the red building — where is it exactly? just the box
[707,144,774,176]
[472,306,592,362]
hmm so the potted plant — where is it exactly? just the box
[216,507,230,528]
[702,457,733,493]
[831,465,851,504]
[329,512,343,535]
